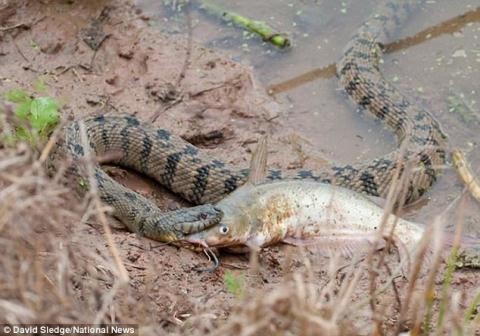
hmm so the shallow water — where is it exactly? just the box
[135,0,480,238]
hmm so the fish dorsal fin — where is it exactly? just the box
[247,136,268,185]
[366,195,387,208]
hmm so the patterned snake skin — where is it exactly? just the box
[49,0,447,243]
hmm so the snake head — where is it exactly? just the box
[172,204,223,237]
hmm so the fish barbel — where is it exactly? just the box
[186,138,425,255]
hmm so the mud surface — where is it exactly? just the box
[0,0,479,334]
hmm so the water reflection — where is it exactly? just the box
[267,6,480,95]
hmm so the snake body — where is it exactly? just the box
[49,0,447,242]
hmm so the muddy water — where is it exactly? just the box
[135,0,480,237]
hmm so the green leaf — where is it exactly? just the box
[14,101,32,119]
[14,126,32,141]
[4,87,60,145]
[29,96,59,131]
[78,177,88,189]
[5,88,30,104]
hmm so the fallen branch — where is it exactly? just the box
[199,0,290,49]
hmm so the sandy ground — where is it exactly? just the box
[0,1,479,335]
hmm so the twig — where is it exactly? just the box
[452,149,480,203]
[382,262,402,309]
[0,22,29,31]
[89,34,110,69]
[124,263,146,270]
[37,118,67,165]
[0,16,45,32]
[199,0,290,49]
[176,2,193,88]
[149,97,183,123]
[12,38,29,62]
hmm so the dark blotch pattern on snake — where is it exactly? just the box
[48,0,447,243]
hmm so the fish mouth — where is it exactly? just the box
[184,234,235,249]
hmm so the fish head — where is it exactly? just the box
[185,135,269,249]
[184,202,252,248]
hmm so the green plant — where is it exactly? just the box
[223,270,245,298]
[3,87,59,145]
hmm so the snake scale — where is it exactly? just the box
[49,0,447,243]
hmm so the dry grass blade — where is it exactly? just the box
[435,195,467,334]
[395,219,433,334]
[418,217,445,334]
[331,254,366,322]
[0,150,30,170]
[452,149,480,203]
[361,135,412,332]
[77,121,129,285]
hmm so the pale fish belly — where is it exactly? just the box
[248,181,424,250]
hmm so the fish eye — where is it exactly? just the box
[219,224,229,235]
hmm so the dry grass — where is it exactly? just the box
[0,135,135,325]
[0,142,81,323]
[0,132,478,335]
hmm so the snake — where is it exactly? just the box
[48,0,448,244]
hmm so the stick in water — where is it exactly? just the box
[199,0,290,49]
